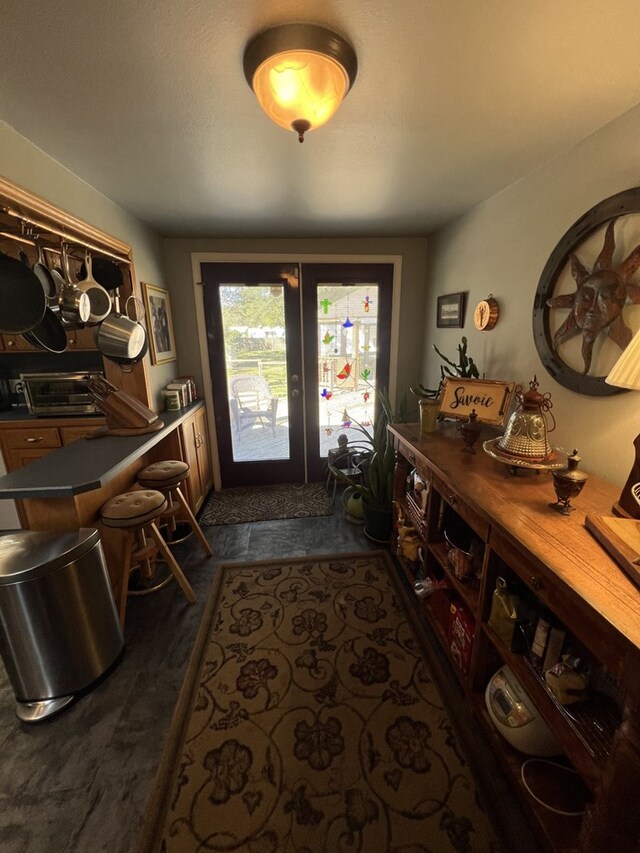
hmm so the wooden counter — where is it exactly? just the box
[0,401,210,591]
[0,404,203,499]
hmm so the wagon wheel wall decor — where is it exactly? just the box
[533,187,640,396]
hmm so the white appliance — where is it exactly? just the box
[0,452,20,531]
[485,666,560,757]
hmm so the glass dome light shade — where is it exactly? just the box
[244,24,357,142]
[251,50,349,138]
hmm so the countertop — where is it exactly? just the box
[0,407,104,424]
[0,401,204,499]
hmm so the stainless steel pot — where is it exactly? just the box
[96,294,146,362]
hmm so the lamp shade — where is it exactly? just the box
[605,328,640,390]
[244,24,357,142]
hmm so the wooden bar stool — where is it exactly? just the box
[100,489,197,629]
[136,460,213,558]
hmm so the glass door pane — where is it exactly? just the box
[220,284,290,463]
[316,284,380,457]
[301,263,393,483]
[202,262,304,487]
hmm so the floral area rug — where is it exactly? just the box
[137,551,503,852]
[199,483,333,525]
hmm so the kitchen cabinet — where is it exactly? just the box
[0,176,152,408]
[180,405,213,513]
[1,334,40,352]
[0,417,105,472]
[3,324,98,352]
[0,415,104,527]
[59,424,99,445]
[389,422,640,853]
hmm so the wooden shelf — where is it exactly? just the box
[420,593,469,688]
[389,422,640,852]
[393,547,422,587]
[481,623,618,790]
[472,697,586,853]
[404,492,428,536]
[429,539,480,614]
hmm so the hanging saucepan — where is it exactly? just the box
[97,294,147,368]
[54,245,90,328]
[0,249,46,334]
[33,241,60,304]
[75,252,111,325]
[79,255,123,291]
[22,306,68,353]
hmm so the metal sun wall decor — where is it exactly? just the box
[533,188,640,396]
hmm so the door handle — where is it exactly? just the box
[291,374,300,384]
[291,389,301,398]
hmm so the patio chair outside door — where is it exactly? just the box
[229,375,279,435]
[201,261,393,487]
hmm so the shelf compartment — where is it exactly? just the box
[472,696,586,853]
[482,623,619,789]
[420,589,472,689]
[429,540,480,613]
[402,492,428,538]
[394,548,423,587]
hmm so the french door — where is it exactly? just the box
[201,261,393,487]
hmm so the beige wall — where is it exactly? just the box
[162,237,429,409]
[7,96,640,490]
[422,103,640,487]
[0,121,174,408]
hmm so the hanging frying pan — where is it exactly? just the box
[33,241,59,303]
[22,306,68,353]
[79,256,123,291]
[75,253,111,325]
[0,250,46,334]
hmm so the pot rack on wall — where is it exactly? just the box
[0,176,153,409]
[0,177,132,266]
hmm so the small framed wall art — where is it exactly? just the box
[437,292,466,328]
[142,282,177,365]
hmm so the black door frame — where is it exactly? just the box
[199,259,395,488]
[201,262,304,487]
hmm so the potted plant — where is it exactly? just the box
[410,336,482,431]
[329,387,396,542]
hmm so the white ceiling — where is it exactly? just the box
[2,0,640,238]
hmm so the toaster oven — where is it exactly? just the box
[20,371,105,416]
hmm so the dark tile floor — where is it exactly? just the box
[0,505,541,853]
[0,510,381,853]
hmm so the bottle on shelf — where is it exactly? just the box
[530,609,552,671]
[530,608,567,673]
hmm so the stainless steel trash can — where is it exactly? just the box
[0,528,124,722]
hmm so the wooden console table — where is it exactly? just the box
[389,422,640,853]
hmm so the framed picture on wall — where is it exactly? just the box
[142,283,176,364]
[437,292,466,328]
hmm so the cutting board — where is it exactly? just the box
[585,514,640,588]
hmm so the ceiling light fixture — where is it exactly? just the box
[243,23,358,143]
